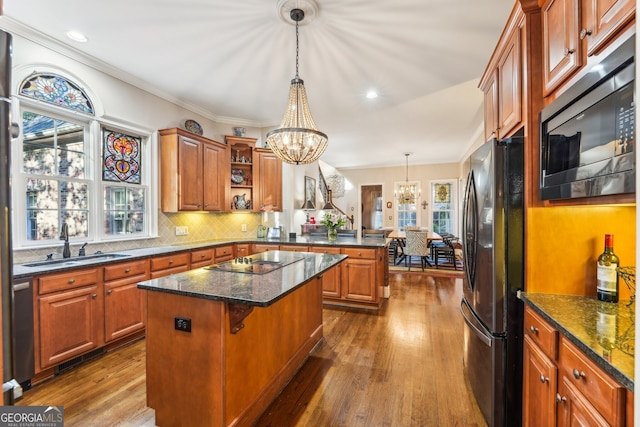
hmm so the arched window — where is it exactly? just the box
[14,72,151,248]
[19,73,94,114]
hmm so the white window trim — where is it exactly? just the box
[12,96,158,250]
[428,179,458,236]
[393,179,421,229]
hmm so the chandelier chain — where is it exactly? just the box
[295,20,300,78]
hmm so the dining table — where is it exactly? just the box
[388,230,442,266]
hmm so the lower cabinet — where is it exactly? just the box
[150,252,190,278]
[190,248,214,269]
[235,243,252,257]
[522,306,629,426]
[311,246,383,309]
[214,245,234,263]
[311,246,342,299]
[37,282,102,370]
[103,260,149,342]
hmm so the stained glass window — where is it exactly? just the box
[20,74,94,114]
[102,129,141,184]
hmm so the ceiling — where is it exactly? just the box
[1,0,513,169]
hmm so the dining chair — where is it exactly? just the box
[433,235,462,270]
[404,230,431,271]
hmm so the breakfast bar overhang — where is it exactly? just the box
[137,250,347,427]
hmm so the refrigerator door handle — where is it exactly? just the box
[460,299,492,347]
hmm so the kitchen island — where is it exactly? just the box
[137,250,347,427]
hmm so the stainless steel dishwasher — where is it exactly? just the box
[13,277,34,389]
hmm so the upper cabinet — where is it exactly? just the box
[541,0,635,96]
[160,128,228,212]
[480,6,524,141]
[254,148,283,212]
[227,135,256,212]
[226,136,283,212]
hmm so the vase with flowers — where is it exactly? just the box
[321,212,346,240]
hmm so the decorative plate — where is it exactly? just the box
[184,119,203,136]
[231,169,245,184]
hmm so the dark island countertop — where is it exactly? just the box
[137,250,348,307]
[13,236,386,279]
[519,292,634,392]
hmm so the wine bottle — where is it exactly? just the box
[596,234,620,302]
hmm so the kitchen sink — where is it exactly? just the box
[22,253,130,267]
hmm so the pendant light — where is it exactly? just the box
[266,7,328,165]
[395,153,421,204]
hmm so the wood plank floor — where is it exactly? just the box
[17,272,486,427]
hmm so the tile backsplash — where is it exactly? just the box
[12,211,285,264]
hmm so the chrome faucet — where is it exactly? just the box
[60,223,71,258]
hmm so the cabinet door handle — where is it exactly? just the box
[68,279,75,284]
[580,28,592,39]
[169,260,174,265]
[529,325,538,334]
[125,268,130,273]
[91,293,97,299]
[107,290,113,295]
[564,47,575,56]
[572,368,586,380]
[556,393,566,403]
[540,375,549,383]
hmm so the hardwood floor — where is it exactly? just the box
[17,272,486,427]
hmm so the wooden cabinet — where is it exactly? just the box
[150,252,190,279]
[557,336,625,426]
[523,334,558,426]
[254,148,283,211]
[227,136,283,212]
[190,248,214,269]
[315,247,382,309]
[253,244,279,253]
[583,0,635,56]
[542,0,582,95]
[279,245,309,252]
[480,6,524,141]
[310,246,342,299]
[35,268,103,371]
[522,306,628,426]
[541,0,635,96]
[103,260,149,342]
[214,245,234,263]
[160,128,228,212]
[235,244,252,257]
[227,135,256,212]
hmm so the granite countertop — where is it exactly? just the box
[519,292,634,392]
[13,236,387,279]
[137,250,348,307]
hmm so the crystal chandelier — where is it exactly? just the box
[395,153,420,204]
[266,7,328,165]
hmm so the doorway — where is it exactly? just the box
[361,185,382,230]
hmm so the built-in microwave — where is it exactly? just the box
[540,37,635,201]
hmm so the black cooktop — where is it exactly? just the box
[206,251,306,275]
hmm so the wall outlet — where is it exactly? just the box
[174,317,191,332]
[175,226,188,236]
[241,224,247,232]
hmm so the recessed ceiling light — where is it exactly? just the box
[366,90,378,99]
[65,30,87,43]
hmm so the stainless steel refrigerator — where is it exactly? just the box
[0,29,20,405]
[460,130,524,426]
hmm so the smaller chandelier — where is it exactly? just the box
[266,7,328,165]
[395,153,421,205]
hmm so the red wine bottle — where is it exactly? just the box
[596,234,620,302]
